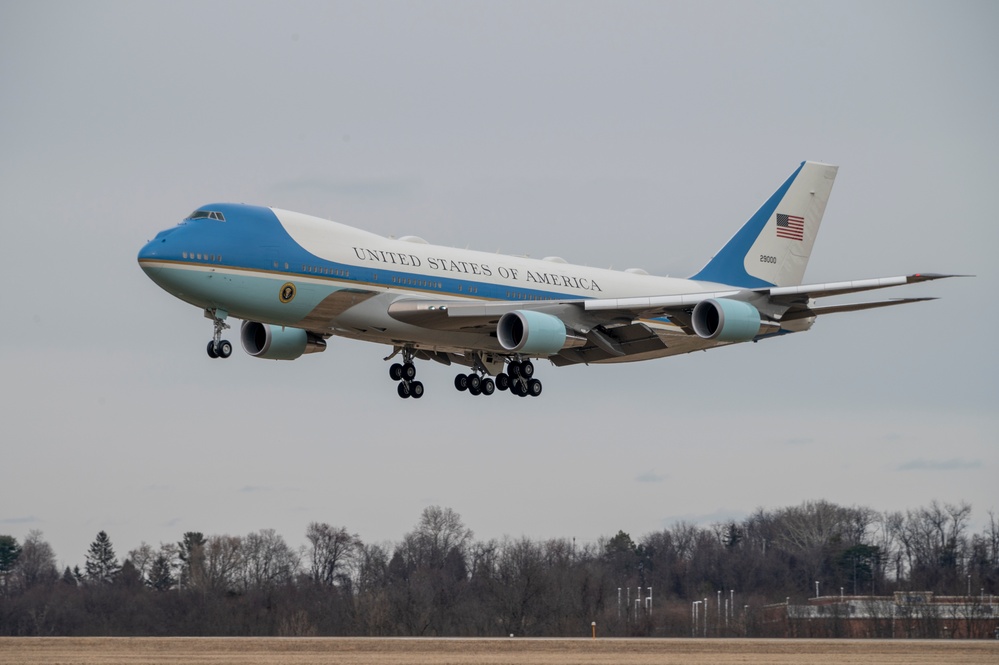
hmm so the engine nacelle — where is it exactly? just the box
[497,310,568,355]
[691,298,762,342]
[240,321,327,360]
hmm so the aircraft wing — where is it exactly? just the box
[389,273,960,329]
[583,273,959,318]
[387,273,960,363]
[761,273,958,303]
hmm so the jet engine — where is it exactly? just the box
[497,310,571,355]
[691,298,762,342]
[240,321,327,360]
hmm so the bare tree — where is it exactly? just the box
[12,530,58,591]
[410,505,474,569]
[204,535,243,592]
[900,501,972,592]
[306,522,360,587]
[241,529,299,591]
[127,542,156,584]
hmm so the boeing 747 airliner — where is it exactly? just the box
[138,162,956,399]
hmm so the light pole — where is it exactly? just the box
[815,580,820,599]
[704,597,708,637]
[692,600,701,637]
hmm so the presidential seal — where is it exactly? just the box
[279,282,297,303]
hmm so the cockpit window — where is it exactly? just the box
[186,210,226,221]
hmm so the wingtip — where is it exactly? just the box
[907,273,973,283]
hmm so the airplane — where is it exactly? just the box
[138,161,957,399]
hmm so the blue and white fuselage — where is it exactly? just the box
[138,162,954,399]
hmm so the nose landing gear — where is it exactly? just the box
[205,309,232,359]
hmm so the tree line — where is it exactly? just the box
[0,500,996,637]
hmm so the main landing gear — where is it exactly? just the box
[455,359,542,398]
[386,350,543,399]
[205,309,232,359]
[388,349,424,399]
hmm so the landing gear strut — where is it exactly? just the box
[205,309,232,359]
[388,348,423,399]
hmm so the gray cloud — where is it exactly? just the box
[897,459,983,472]
[269,177,419,200]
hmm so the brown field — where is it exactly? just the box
[1,637,997,665]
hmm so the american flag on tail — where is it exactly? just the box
[776,213,804,241]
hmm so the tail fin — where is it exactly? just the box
[691,161,838,288]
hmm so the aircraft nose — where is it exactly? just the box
[138,226,179,265]
[138,227,182,284]
[137,239,167,280]
[137,238,159,263]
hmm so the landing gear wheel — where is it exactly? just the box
[206,309,231,360]
[468,384,481,396]
[467,374,481,391]
[510,381,524,397]
[454,374,469,391]
[480,378,495,395]
[390,363,404,381]
[521,360,535,378]
[402,363,417,380]
[397,382,411,399]
[496,373,510,391]
[527,378,543,397]
[409,381,424,399]
[508,361,521,378]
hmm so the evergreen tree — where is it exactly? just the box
[605,530,637,555]
[61,566,78,586]
[148,553,175,591]
[178,531,206,589]
[118,559,143,588]
[85,530,121,584]
[0,535,20,592]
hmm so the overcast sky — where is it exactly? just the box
[2,1,996,569]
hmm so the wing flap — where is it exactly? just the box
[781,297,938,321]
[554,322,669,365]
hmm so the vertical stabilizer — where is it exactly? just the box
[691,161,838,288]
